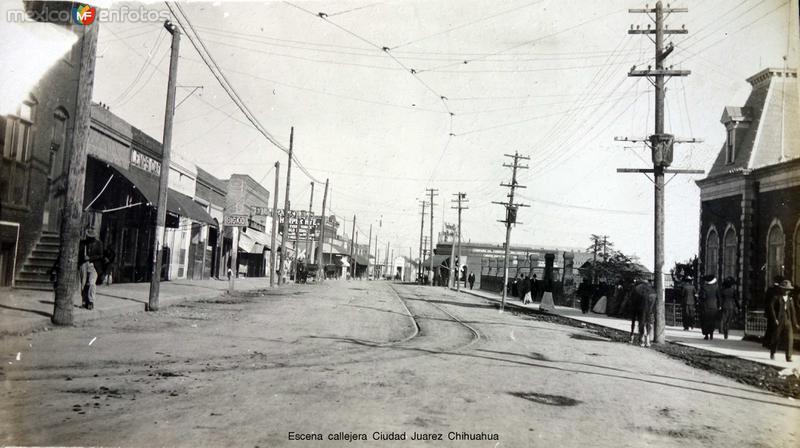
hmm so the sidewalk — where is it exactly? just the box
[0,277,278,337]
[453,286,800,371]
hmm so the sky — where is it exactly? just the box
[12,0,796,269]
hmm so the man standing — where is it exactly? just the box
[468,272,475,290]
[78,228,103,310]
[767,280,798,362]
[680,276,696,331]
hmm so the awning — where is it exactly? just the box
[353,253,369,266]
[105,162,214,225]
[169,190,216,225]
[340,259,351,267]
[422,254,450,267]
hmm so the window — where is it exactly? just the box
[705,228,719,279]
[1,98,36,205]
[766,221,785,287]
[722,226,737,280]
[795,222,800,288]
[725,128,735,164]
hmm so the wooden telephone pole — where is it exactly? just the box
[418,200,427,282]
[452,193,469,292]
[317,179,329,281]
[350,215,356,279]
[269,162,280,287]
[493,152,529,312]
[305,182,314,262]
[147,21,181,312]
[53,22,100,325]
[618,1,703,344]
[426,188,439,284]
[279,127,294,284]
[453,192,469,292]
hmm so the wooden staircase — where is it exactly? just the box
[15,231,59,290]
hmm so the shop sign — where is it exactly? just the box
[130,149,161,176]
[224,176,248,227]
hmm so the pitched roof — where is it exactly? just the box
[706,68,799,178]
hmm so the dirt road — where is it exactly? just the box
[1,282,798,447]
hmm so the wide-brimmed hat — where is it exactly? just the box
[779,280,794,290]
[85,228,97,238]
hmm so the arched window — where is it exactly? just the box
[722,226,737,280]
[794,222,800,287]
[766,221,785,287]
[706,228,719,279]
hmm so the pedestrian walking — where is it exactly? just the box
[767,280,798,362]
[78,228,103,310]
[468,272,475,290]
[680,276,696,331]
[698,275,721,340]
[763,276,784,348]
[720,277,740,339]
[101,246,116,286]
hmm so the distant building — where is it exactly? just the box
[696,67,799,310]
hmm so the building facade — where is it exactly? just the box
[696,68,799,311]
[0,14,83,288]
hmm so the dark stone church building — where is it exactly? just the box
[696,67,799,316]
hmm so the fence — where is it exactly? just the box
[744,310,767,338]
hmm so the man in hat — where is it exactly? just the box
[78,228,103,310]
[767,280,799,362]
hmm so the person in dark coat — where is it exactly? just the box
[719,277,740,339]
[763,276,784,348]
[78,229,103,310]
[579,281,592,314]
[680,276,697,331]
[468,272,475,290]
[767,280,799,362]
[698,275,721,340]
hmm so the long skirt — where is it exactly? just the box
[701,308,718,335]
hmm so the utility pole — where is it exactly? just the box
[619,1,702,344]
[53,21,100,325]
[279,127,294,284]
[367,224,373,280]
[451,192,469,292]
[147,21,180,312]
[493,152,529,312]
[591,235,599,285]
[426,188,439,285]
[418,200,427,282]
[269,162,280,287]
[385,241,390,281]
[317,179,329,282]
[350,214,356,279]
[305,182,314,262]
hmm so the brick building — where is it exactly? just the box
[696,67,799,311]
[0,8,83,288]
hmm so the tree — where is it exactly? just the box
[586,236,646,284]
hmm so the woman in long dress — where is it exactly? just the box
[699,275,721,340]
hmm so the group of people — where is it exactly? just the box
[419,267,476,290]
[508,274,542,305]
[678,275,741,340]
[678,274,798,362]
